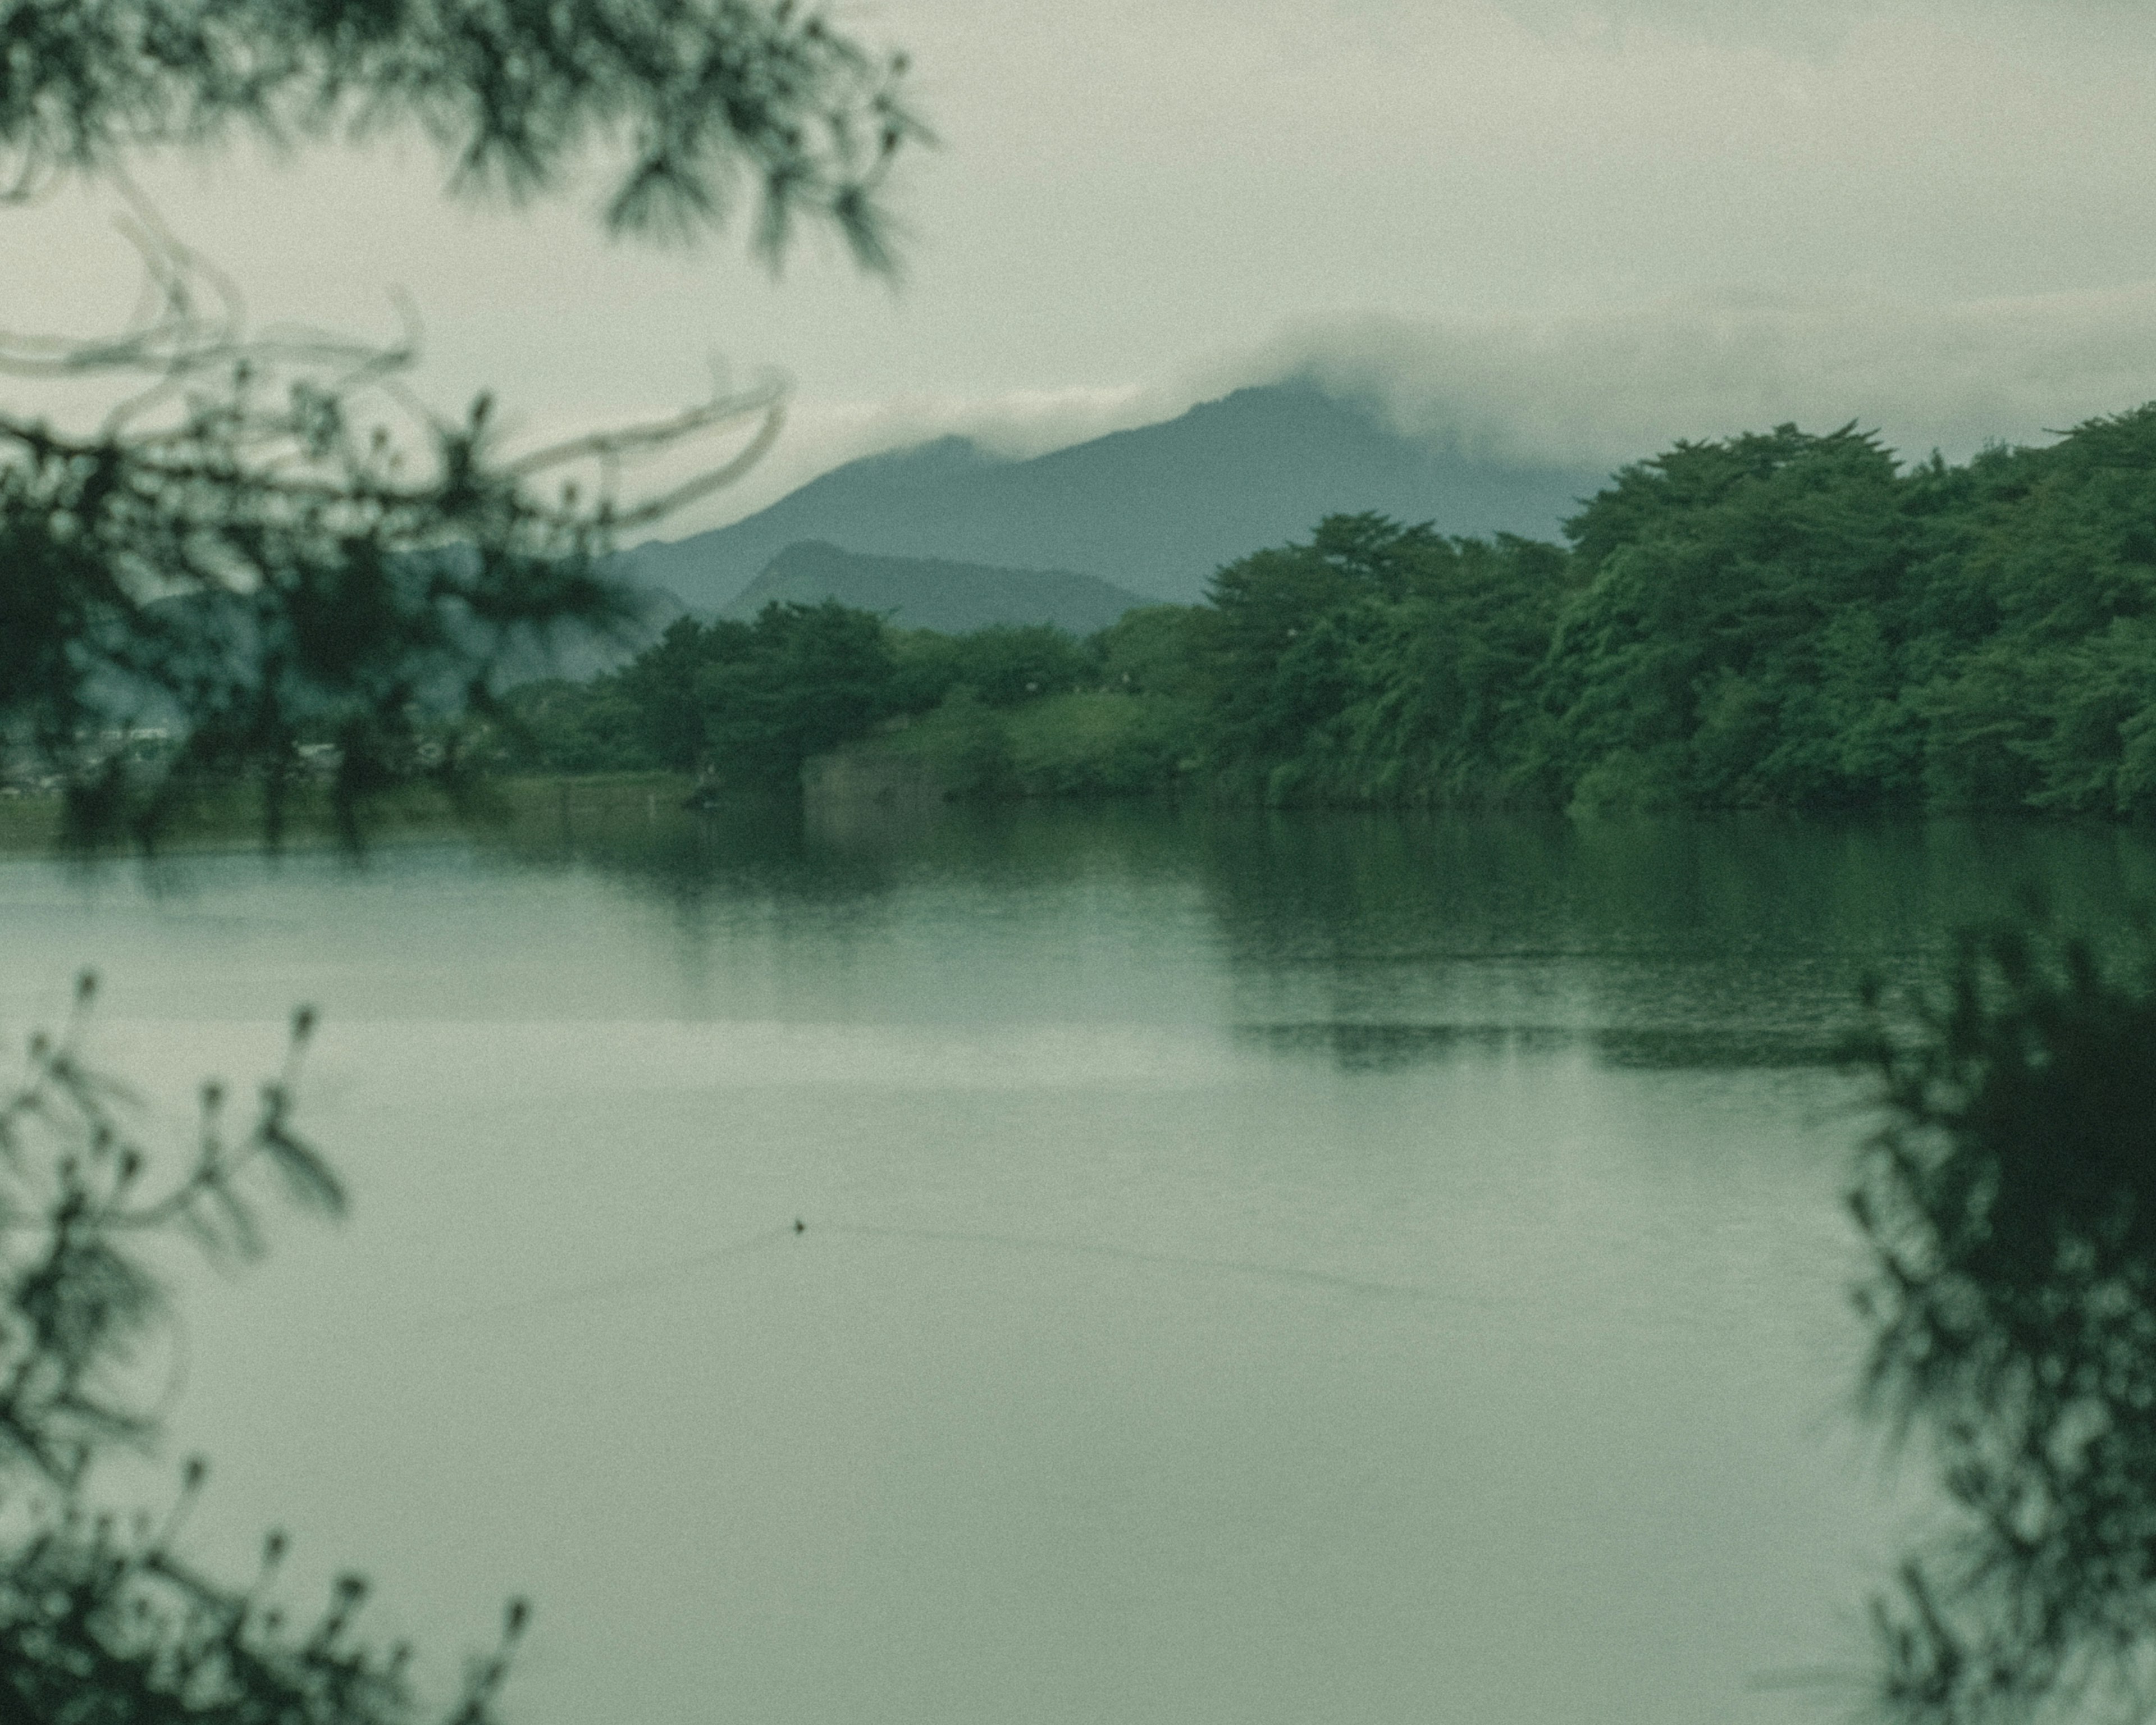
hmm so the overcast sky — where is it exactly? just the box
[10,0,2156,533]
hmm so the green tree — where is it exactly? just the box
[1090,603,1207,699]
[699,600,898,788]
[603,601,898,786]
[616,614,757,771]
[1197,514,1570,806]
[1901,408,2156,817]
[944,623,1091,708]
[1541,424,1913,810]
[495,674,658,774]
[456,405,2156,820]
[1207,509,1423,784]
[1543,408,2156,817]
[885,622,1091,713]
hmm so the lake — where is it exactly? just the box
[6,792,2153,1725]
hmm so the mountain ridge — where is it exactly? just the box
[723,541,1152,635]
[615,380,1603,611]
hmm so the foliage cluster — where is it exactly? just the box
[500,603,1187,796]
[0,0,923,852]
[508,407,2156,817]
[1198,414,2156,815]
[1189,513,1569,805]
[0,978,527,1722]
[1540,418,2156,816]
[1847,916,2156,1725]
[0,0,923,261]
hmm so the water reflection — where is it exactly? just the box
[492,786,2156,1070]
[492,784,1205,904]
[1234,1021,1849,1071]
[1189,807,2156,967]
[15,786,2130,1725]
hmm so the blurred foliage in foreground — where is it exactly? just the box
[0,0,928,1713]
[1848,914,2156,1723]
[0,979,529,1721]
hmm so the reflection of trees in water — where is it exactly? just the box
[1232,1020,1853,1071]
[483,789,2156,1073]
[473,781,913,916]
[492,783,1218,907]
[491,783,890,907]
[1189,814,2156,1071]
[1194,814,2156,963]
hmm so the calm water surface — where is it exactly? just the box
[7,796,2154,1725]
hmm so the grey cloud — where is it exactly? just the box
[1208,286,2156,471]
[1484,0,1886,56]
[1483,0,2135,56]
[684,284,2156,532]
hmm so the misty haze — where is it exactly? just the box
[5,6,2156,1725]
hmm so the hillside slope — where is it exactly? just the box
[723,542,1151,634]
[616,380,1603,610]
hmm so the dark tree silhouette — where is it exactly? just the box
[0,0,922,261]
[0,978,528,1722]
[0,1,924,1717]
[0,0,926,848]
[1847,913,2156,1724]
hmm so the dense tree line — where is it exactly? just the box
[500,604,1129,790]
[508,403,2156,817]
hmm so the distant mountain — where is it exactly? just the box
[724,542,1151,635]
[614,380,1605,610]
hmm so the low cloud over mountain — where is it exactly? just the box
[1214,285,2156,470]
[680,283,2156,538]
[614,284,2156,613]
[620,382,1604,611]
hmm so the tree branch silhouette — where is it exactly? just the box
[0,2,929,1717]
[1847,911,2156,1724]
